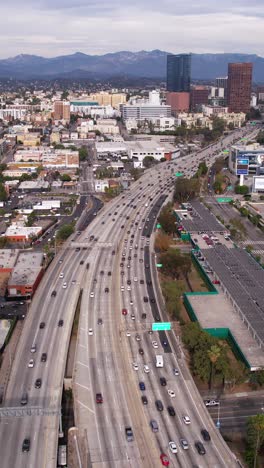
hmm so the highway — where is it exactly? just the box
[0,125,259,468]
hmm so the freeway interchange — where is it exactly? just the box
[0,127,259,468]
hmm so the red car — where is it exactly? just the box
[212,280,220,285]
[122,308,128,316]
[96,393,103,404]
[160,453,170,466]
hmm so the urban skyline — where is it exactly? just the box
[0,0,264,58]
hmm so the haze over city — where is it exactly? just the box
[1,0,264,58]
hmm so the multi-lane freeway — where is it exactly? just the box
[0,125,259,468]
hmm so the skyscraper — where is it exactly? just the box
[166,54,191,92]
[227,63,253,113]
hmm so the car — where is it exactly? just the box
[41,353,47,362]
[132,362,139,371]
[35,378,42,389]
[59,273,64,278]
[138,348,144,355]
[180,438,189,450]
[105,287,109,293]
[204,399,219,407]
[131,314,135,320]
[135,334,141,341]
[98,318,103,325]
[59,259,63,264]
[201,429,211,441]
[183,415,191,425]
[20,393,28,406]
[80,260,84,265]
[139,382,145,391]
[62,282,67,289]
[143,365,150,373]
[141,395,148,405]
[130,300,133,305]
[140,280,144,284]
[134,277,138,282]
[142,313,147,319]
[160,377,167,386]
[167,406,176,416]
[58,319,64,327]
[160,453,170,466]
[143,297,148,303]
[150,298,156,303]
[108,271,111,276]
[195,441,206,455]
[168,389,176,398]
[152,341,158,349]
[28,359,34,368]
[90,292,95,298]
[127,286,131,291]
[169,441,177,454]
[155,400,164,411]
[51,290,56,297]
[88,328,93,336]
[100,270,104,275]
[173,368,179,376]
[22,438,30,452]
[96,393,103,404]
[212,279,220,285]
[126,331,131,337]
[30,344,36,353]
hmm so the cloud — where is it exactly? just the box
[0,0,263,58]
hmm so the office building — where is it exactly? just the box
[120,103,171,121]
[215,77,228,94]
[53,101,70,121]
[227,63,253,113]
[166,54,191,92]
[190,86,209,111]
[166,92,190,114]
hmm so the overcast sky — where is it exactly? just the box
[1,0,264,58]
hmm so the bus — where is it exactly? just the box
[156,355,164,368]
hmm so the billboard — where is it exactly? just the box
[236,157,249,175]
[253,176,264,192]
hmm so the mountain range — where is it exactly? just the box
[0,50,264,81]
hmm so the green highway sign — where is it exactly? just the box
[175,172,183,177]
[152,322,171,331]
[216,197,233,203]
[222,150,229,154]
[156,263,163,268]
[156,223,162,229]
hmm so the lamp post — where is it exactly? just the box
[216,401,221,429]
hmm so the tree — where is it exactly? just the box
[0,182,7,202]
[26,212,36,227]
[154,232,171,252]
[160,249,192,280]
[229,218,247,240]
[143,156,158,168]
[256,130,264,145]
[208,344,222,389]
[158,204,177,234]
[20,173,32,182]
[174,177,200,203]
[79,147,88,161]
[56,223,74,241]
[60,174,71,182]
[235,185,249,195]
[246,414,264,468]
[228,122,235,130]
[61,90,69,100]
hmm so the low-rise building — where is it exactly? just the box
[0,249,19,273]
[4,224,42,243]
[94,179,109,192]
[7,251,44,297]
[18,180,50,192]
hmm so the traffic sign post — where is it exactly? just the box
[156,263,163,268]
[216,197,233,203]
[152,322,171,331]
[175,172,183,177]
[156,223,162,229]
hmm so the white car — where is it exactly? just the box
[152,341,158,349]
[143,365,150,374]
[28,359,35,368]
[132,362,139,371]
[173,368,179,376]
[131,314,135,320]
[126,331,131,337]
[130,300,133,305]
[127,286,131,291]
[134,277,138,282]
[30,344,36,353]
[71,279,76,284]
[168,389,176,398]
[90,292,94,298]
[169,441,178,454]
[121,286,125,291]
[88,328,93,336]
[135,334,141,341]
[59,273,64,278]
[183,415,191,425]
[62,282,67,289]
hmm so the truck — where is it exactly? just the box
[156,355,164,368]
[125,426,134,442]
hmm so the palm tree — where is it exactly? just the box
[208,344,221,389]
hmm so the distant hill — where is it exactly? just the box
[0,50,263,81]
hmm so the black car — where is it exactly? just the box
[201,429,211,441]
[98,318,103,325]
[195,441,206,455]
[150,298,155,303]
[39,322,45,329]
[160,377,167,386]
[141,395,148,405]
[138,348,144,355]
[58,319,64,327]
[35,378,42,389]
[41,353,47,362]
[80,260,84,265]
[22,438,30,452]
[100,270,104,275]
[155,400,164,411]
[108,271,111,276]
[127,280,131,285]
[105,287,109,293]
[143,296,148,303]
[167,406,175,416]
[142,313,147,319]
[51,290,56,297]
[140,279,144,284]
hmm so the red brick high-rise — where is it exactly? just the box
[227,63,252,113]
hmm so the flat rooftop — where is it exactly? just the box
[179,201,225,232]
[187,293,264,369]
[8,251,43,286]
[0,249,19,270]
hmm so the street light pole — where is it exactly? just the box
[216,401,221,429]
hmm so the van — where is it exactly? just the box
[20,392,28,406]
[150,420,159,432]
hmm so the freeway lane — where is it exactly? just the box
[0,125,258,468]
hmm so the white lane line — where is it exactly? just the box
[76,399,95,414]
[76,361,90,369]
[75,382,90,391]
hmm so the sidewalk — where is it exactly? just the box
[0,320,24,401]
